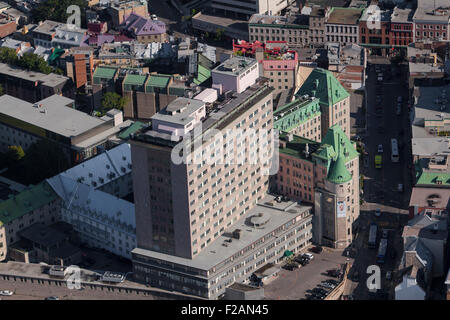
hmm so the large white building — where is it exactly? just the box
[47,175,136,259]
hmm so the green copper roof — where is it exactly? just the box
[278,133,319,161]
[274,98,321,132]
[118,121,145,140]
[295,68,349,106]
[327,153,352,184]
[0,181,59,227]
[415,160,450,186]
[123,74,147,86]
[93,66,118,80]
[318,125,359,162]
[146,74,171,89]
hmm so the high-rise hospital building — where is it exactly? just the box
[129,57,314,299]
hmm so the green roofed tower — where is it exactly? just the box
[296,68,350,139]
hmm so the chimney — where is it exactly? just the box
[288,133,294,141]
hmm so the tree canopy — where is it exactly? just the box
[0,47,53,74]
[101,92,127,115]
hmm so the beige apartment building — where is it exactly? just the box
[130,75,274,259]
[325,7,363,46]
[248,14,310,48]
[309,6,327,46]
[107,0,149,29]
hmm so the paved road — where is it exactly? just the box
[344,57,412,300]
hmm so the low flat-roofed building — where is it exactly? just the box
[0,62,74,103]
[212,56,259,94]
[325,7,363,47]
[411,85,450,139]
[132,195,313,299]
[225,282,264,300]
[248,14,310,48]
[32,20,64,48]
[191,12,249,41]
[151,97,206,137]
[17,222,82,266]
[409,187,450,219]
[0,94,134,164]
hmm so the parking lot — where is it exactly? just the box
[264,248,352,300]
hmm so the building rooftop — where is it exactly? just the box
[0,181,58,227]
[412,137,450,157]
[212,56,257,76]
[132,194,312,272]
[248,14,309,28]
[0,94,105,139]
[327,153,352,184]
[409,187,450,210]
[0,63,69,87]
[33,20,62,36]
[415,159,450,186]
[295,68,350,106]
[47,175,135,233]
[51,143,132,189]
[412,85,450,124]
[151,97,205,127]
[93,66,118,80]
[391,7,414,24]
[360,5,392,22]
[315,124,359,163]
[326,7,364,25]
[413,0,450,22]
[278,133,320,161]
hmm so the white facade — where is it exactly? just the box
[47,175,136,259]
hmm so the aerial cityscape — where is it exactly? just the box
[0,0,448,303]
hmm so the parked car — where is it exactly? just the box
[375,208,381,217]
[45,296,59,300]
[309,246,323,254]
[303,253,314,260]
[382,229,389,239]
[377,144,383,153]
[0,290,13,296]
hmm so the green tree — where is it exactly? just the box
[215,28,225,41]
[0,47,19,65]
[101,92,127,115]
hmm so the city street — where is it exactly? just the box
[344,57,412,299]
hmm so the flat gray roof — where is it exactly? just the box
[0,95,105,138]
[212,56,257,76]
[151,97,205,126]
[33,20,63,35]
[413,85,450,122]
[412,137,450,157]
[391,7,414,24]
[132,195,312,272]
[0,63,69,87]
